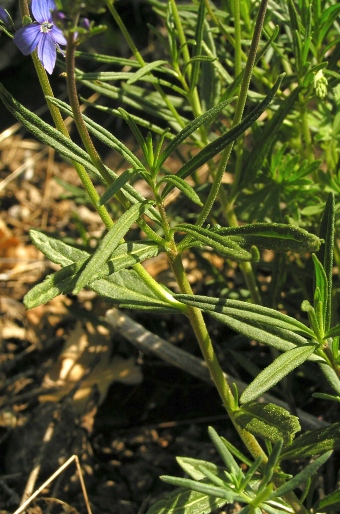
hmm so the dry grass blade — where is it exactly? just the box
[12,455,92,514]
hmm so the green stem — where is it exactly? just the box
[169,252,268,462]
[233,0,245,194]
[65,32,113,186]
[18,0,114,232]
[299,91,313,162]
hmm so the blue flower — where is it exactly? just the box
[0,7,11,28]
[14,0,67,74]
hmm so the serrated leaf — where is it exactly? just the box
[240,345,316,404]
[234,402,300,445]
[280,422,340,460]
[270,451,332,499]
[159,176,203,206]
[73,202,151,294]
[175,224,252,261]
[145,487,227,514]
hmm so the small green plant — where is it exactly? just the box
[1,0,340,512]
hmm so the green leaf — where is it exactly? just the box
[313,488,340,512]
[312,254,327,335]
[73,202,151,294]
[162,74,285,196]
[99,169,140,205]
[176,457,225,482]
[46,97,145,170]
[318,193,335,333]
[126,60,169,84]
[160,476,243,503]
[78,79,187,131]
[189,0,205,90]
[239,345,316,404]
[174,294,315,337]
[318,361,340,396]
[212,222,322,253]
[234,402,300,445]
[174,224,252,261]
[157,97,236,168]
[158,176,203,206]
[0,85,161,226]
[90,269,179,312]
[145,487,228,514]
[270,451,332,498]
[24,244,160,309]
[325,323,340,338]
[241,88,299,188]
[280,422,340,460]
[208,426,240,473]
[29,230,89,266]
[174,295,317,354]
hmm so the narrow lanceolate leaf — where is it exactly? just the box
[162,74,285,197]
[318,193,335,333]
[100,169,141,205]
[241,88,299,187]
[240,345,316,404]
[160,476,243,503]
[145,487,228,514]
[29,230,89,266]
[234,402,301,445]
[0,85,161,225]
[73,202,151,294]
[157,97,236,168]
[313,488,340,512]
[89,269,181,312]
[46,96,145,170]
[325,323,340,338]
[174,224,252,261]
[126,60,169,84]
[174,294,315,338]
[312,254,328,333]
[280,422,340,460]
[212,222,322,253]
[23,243,160,309]
[176,457,225,482]
[158,176,203,206]
[270,451,332,499]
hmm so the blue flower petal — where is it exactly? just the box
[37,33,57,74]
[51,26,67,46]
[32,0,56,23]
[0,7,11,27]
[14,24,41,55]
